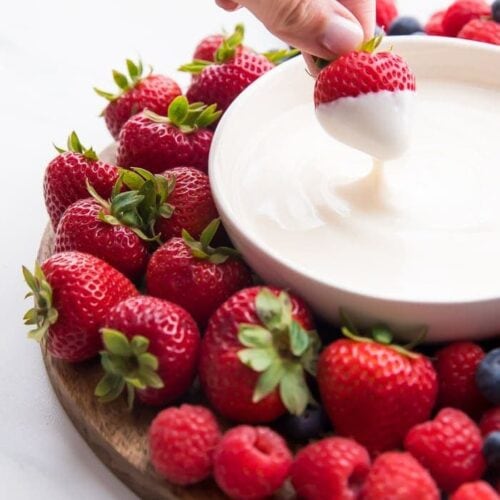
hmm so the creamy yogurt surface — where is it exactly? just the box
[230,78,500,302]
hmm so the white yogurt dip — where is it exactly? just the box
[315,90,416,160]
[231,78,500,302]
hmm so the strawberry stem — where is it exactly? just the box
[182,218,240,264]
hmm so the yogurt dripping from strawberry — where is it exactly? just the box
[314,37,416,161]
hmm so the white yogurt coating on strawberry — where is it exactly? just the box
[230,78,500,302]
[315,90,416,160]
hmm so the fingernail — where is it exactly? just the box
[322,16,364,55]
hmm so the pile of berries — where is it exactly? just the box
[23,21,500,500]
[377,0,500,45]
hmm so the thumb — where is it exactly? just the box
[237,0,366,58]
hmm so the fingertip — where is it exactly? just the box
[215,0,242,11]
[321,15,364,55]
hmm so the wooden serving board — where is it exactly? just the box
[38,225,294,500]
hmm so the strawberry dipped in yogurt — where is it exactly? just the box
[314,37,416,161]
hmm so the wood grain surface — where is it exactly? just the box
[38,225,295,500]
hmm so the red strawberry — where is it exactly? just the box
[458,19,500,44]
[23,252,137,362]
[199,287,320,423]
[213,425,292,499]
[376,0,398,30]
[435,341,490,418]
[146,219,252,326]
[317,317,437,455]
[44,132,120,229]
[193,25,251,63]
[314,38,416,106]
[95,295,200,407]
[155,166,218,242]
[193,34,225,62]
[425,10,447,36]
[480,407,500,436]
[95,59,181,140]
[117,96,220,174]
[149,404,221,485]
[451,481,500,500]
[290,437,371,500]
[404,408,486,493]
[54,198,149,281]
[442,0,491,37]
[360,452,439,500]
[181,24,273,115]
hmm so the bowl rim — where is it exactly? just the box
[209,35,500,307]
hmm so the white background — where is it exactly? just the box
[1,0,449,498]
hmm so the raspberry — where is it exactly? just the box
[376,0,398,30]
[360,451,439,500]
[451,481,500,500]
[435,342,489,417]
[213,426,292,499]
[148,404,221,485]
[442,0,491,37]
[290,437,370,500]
[404,408,486,493]
[480,407,500,436]
[425,10,446,36]
[458,19,500,45]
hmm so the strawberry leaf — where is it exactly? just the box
[238,324,273,347]
[253,360,285,403]
[280,363,310,416]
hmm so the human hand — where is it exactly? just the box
[215,0,375,60]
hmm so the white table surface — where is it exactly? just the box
[1,0,449,497]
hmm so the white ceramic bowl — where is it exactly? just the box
[209,37,500,343]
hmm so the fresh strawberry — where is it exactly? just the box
[213,425,293,500]
[434,341,490,418]
[314,37,415,106]
[95,59,181,140]
[95,295,200,407]
[314,37,416,160]
[181,24,273,115]
[146,219,252,326]
[193,34,226,62]
[149,404,221,485]
[199,287,320,423]
[23,252,137,362]
[376,0,398,30]
[451,481,500,500]
[425,10,447,36]
[54,198,149,281]
[317,317,437,454]
[117,96,220,174]
[360,452,439,500]
[404,408,486,493]
[44,132,120,229]
[458,19,500,44]
[480,407,500,436]
[290,437,371,500]
[155,166,218,242]
[193,25,250,63]
[442,0,491,37]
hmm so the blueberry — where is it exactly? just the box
[476,348,500,405]
[388,16,423,36]
[276,405,331,442]
[492,0,500,23]
[483,431,500,469]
